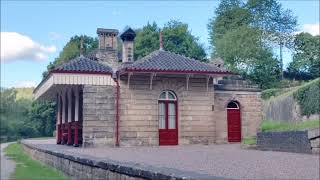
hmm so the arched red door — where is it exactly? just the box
[158,90,178,146]
[227,101,241,142]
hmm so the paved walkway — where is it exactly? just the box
[25,139,320,179]
[1,143,16,180]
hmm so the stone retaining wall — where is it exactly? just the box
[257,129,320,154]
[21,141,219,180]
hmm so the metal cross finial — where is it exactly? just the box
[159,31,163,50]
[80,37,84,57]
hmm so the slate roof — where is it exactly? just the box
[121,50,231,74]
[53,56,113,74]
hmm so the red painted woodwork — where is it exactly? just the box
[61,124,67,144]
[67,123,73,145]
[159,101,178,146]
[227,109,241,142]
[57,124,62,144]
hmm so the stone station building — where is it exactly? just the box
[34,27,262,147]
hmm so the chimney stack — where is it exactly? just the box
[97,28,119,50]
[159,31,163,50]
[120,27,136,62]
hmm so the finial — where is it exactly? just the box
[80,37,84,57]
[159,31,163,50]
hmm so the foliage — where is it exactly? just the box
[214,25,281,88]
[287,33,320,79]
[27,101,56,137]
[261,120,320,132]
[262,88,282,100]
[134,22,160,60]
[162,20,207,62]
[5,143,69,180]
[43,35,98,77]
[243,137,257,145]
[208,0,297,88]
[134,20,207,61]
[0,88,56,143]
[208,0,251,49]
[293,78,320,116]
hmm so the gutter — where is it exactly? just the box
[113,76,120,147]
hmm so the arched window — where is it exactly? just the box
[158,90,177,101]
[158,90,177,130]
[227,101,240,109]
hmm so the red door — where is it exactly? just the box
[159,101,178,145]
[227,109,241,142]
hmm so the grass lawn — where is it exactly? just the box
[5,143,69,180]
[261,119,320,132]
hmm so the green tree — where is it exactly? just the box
[208,0,296,87]
[246,0,297,77]
[215,26,281,88]
[134,21,207,61]
[27,101,56,137]
[287,33,320,79]
[134,22,160,60]
[43,35,98,77]
[208,0,251,51]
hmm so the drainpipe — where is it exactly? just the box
[114,78,120,147]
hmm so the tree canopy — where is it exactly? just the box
[43,35,98,77]
[0,88,56,142]
[135,20,207,61]
[287,33,320,79]
[208,0,297,88]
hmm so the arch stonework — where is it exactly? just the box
[214,91,262,144]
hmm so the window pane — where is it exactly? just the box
[168,92,175,100]
[159,103,165,129]
[168,103,176,129]
[159,92,166,99]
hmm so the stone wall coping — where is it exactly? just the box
[308,128,320,140]
[22,141,228,180]
[214,85,261,92]
[257,131,313,154]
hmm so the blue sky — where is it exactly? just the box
[1,1,319,88]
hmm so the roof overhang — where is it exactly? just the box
[34,72,115,100]
[119,69,234,76]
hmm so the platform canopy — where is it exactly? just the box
[34,56,115,100]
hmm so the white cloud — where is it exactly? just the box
[298,24,320,36]
[1,32,57,63]
[49,32,62,40]
[14,81,37,88]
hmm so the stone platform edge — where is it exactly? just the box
[21,141,225,180]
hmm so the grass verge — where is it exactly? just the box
[5,143,69,180]
[261,119,320,132]
[243,137,257,145]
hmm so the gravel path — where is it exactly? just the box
[1,142,16,180]
[25,139,320,179]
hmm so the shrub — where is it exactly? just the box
[293,79,320,116]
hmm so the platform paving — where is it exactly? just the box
[24,139,320,180]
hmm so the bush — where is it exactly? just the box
[261,88,281,99]
[293,79,320,116]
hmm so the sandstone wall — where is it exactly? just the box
[82,85,116,147]
[119,75,215,146]
[214,91,262,143]
[263,95,319,122]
